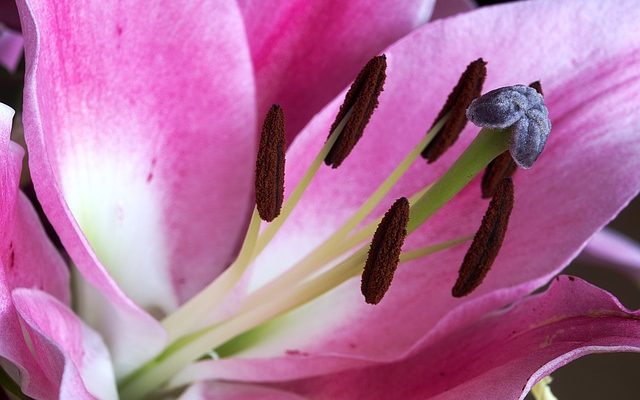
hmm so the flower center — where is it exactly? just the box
[118,58,551,399]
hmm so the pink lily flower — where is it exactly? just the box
[1,0,639,399]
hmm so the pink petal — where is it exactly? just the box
[582,228,640,278]
[0,104,97,397]
[11,289,117,400]
[18,0,256,373]
[5,193,70,304]
[273,277,640,399]
[179,382,306,400]
[0,27,23,72]
[237,0,436,143]
[202,0,640,382]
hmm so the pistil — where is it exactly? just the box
[480,81,544,198]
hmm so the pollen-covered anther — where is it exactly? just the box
[452,177,514,297]
[325,54,387,168]
[361,197,410,305]
[466,84,551,169]
[421,58,487,163]
[255,104,286,222]
[481,151,517,199]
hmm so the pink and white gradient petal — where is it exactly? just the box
[12,289,117,400]
[17,0,257,374]
[0,104,108,398]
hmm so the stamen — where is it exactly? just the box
[421,58,487,163]
[255,104,286,222]
[324,55,387,168]
[481,151,517,199]
[361,197,410,305]
[452,177,514,297]
[480,81,543,198]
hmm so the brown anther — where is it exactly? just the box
[255,104,286,222]
[452,178,514,297]
[481,151,517,199]
[529,80,543,96]
[422,58,487,163]
[361,197,410,305]
[479,81,543,198]
[324,55,387,168]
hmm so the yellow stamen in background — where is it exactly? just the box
[531,376,559,400]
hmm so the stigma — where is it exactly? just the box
[467,84,551,168]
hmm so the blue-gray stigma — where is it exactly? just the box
[466,85,551,169]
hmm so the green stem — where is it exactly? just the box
[408,128,509,233]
